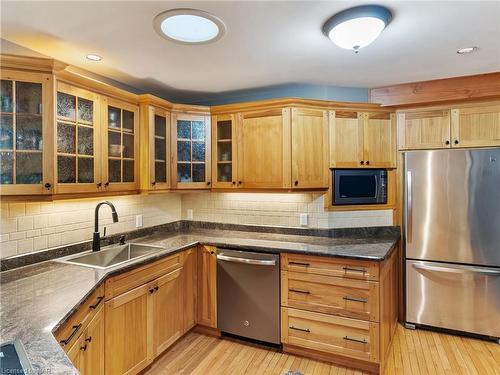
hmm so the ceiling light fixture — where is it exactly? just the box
[322,5,392,53]
[153,9,225,45]
[457,46,478,54]
[86,54,102,61]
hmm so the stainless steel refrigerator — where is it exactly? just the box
[404,148,500,340]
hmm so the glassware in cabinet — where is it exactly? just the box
[211,114,237,189]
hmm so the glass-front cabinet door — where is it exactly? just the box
[0,70,53,195]
[171,113,211,189]
[102,97,139,191]
[56,82,101,194]
[211,114,237,189]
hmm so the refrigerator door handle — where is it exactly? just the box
[406,170,413,243]
[412,263,500,276]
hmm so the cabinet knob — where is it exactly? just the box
[207,181,211,186]
[151,181,156,186]
[85,336,92,343]
[445,140,450,145]
[294,180,299,186]
[454,140,459,145]
[80,344,87,351]
[366,161,370,165]
[104,182,109,187]
[149,288,155,294]
[210,250,215,255]
[360,161,365,165]
[97,182,102,188]
[44,183,51,190]
[232,181,236,185]
[238,181,242,185]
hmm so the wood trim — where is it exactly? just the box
[0,54,67,73]
[370,72,500,107]
[193,325,221,337]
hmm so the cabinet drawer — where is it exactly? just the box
[105,252,182,299]
[281,253,379,281]
[281,271,379,322]
[55,284,105,349]
[281,307,379,363]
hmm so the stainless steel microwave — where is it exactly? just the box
[332,169,387,205]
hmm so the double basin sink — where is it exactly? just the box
[58,243,164,269]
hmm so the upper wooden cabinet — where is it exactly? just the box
[451,103,500,148]
[237,108,291,189]
[55,82,102,194]
[397,109,451,150]
[211,114,238,189]
[171,113,211,189]
[102,97,139,192]
[139,104,171,191]
[291,107,329,189]
[330,110,396,168]
[0,70,54,195]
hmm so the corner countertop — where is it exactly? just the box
[0,225,399,375]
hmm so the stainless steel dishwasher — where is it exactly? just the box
[217,249,280,345]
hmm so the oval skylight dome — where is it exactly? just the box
[154,9,226,44]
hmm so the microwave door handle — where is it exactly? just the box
[406,171,413,243]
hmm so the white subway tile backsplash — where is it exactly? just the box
[18,216,34,231]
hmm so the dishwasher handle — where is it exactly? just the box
[217,253,277,266]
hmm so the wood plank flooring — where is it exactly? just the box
[144,324,500,375]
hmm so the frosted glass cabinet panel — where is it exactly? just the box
[102,97,139,191]
[55,82,101,194]
[171,113,211,189]
[0,70,53,195]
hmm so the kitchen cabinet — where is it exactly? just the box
[329,110,396,168]
[55,81,102,194]
[291,108,329,189]
[171,113,211,189]
[139,103,171,191]
[211,114,238,189]
[182,247,198,333]
[397,109,451,150]
[102,97,139,192]
[0,69,54,195]
[197,245,217,328]
[237,108,291,189]
[450,102,500,147]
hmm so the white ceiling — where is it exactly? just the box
[2,1,500,98]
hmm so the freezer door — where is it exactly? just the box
[406,260,500,337]
[404,148,500,266]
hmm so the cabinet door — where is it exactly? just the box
[182,247,198,333]
[363,112,396,168]
[140,105,170,191]
[397,110,451,150]
[81,307,104,375]
[238,108,291,189]
[291,108,329,189]
[451,103,500,148]
[0,70,54,195]
[56,82,101,194]
[105,283,152,375]
[197,245,217,328]
[66,335,84,374]
[329,111,364,168]
[153,268,183,356]
[102,97,139,192]
[212,114,238,189]
[171,113,211,189]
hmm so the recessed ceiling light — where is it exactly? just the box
[457,46,478,54]
[153,9,225,45]
[86,54,102,61]
[323,5,392,53]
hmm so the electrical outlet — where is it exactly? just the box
[187,209,193,220]
[135,214,143,228]
[299,213,308,226]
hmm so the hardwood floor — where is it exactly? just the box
[143,324,500,375]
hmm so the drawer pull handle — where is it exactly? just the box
[343,267,367,274]
[89,296,104,310]
[289,288,310,295]
[289,261,310,267]
[290,326,310,333]
[344,336,368,344]
[59,324,82,345]
[343,296,368,303]
[80,344,87,351]
[85,336,92,343]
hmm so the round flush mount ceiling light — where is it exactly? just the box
[457,46,478,54]
[322,5,392,53]
[86,54,102,61]
[153,9,226,44]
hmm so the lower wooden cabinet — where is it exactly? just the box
[182,247,198,333]
[197,245,217,328]
[66,306,104,375]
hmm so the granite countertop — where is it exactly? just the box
[0,225,399,375]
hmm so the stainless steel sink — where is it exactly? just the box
[57,243,164,269]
